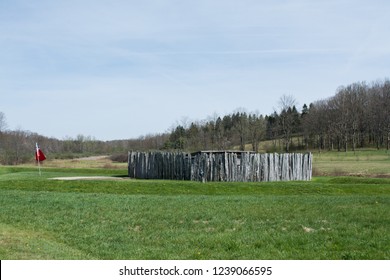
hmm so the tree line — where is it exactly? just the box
[163,79,390,153]
[0,110,171,164]
[1,79,389,165]
[304,80,390,152]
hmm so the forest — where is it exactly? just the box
[1,79,389,165]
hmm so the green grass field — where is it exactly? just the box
[313,149,390,177]
[0,152,389,260]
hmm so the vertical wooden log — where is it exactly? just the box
[138,152,142,179]
[220,153,225,181]
[243,153,248,182]
[302,153,308,181]
[292,154,300,181]
[300,153,304,180]
[298,153,303,181]
[145,152,150,179]
[150,152,155,179]
[195,153,201,182]
[283,153,289,181]
[212,153,215,182]
[212,153,216,181]
[201,153,206,182]
[135,152,139,178]
[200,153,205,182]
[280,153,287,181]
[197,153,202,182]
[257,153,262,181]
[144,152,147,179]
[159,152,164,179]
[192,154,197,181]
[209,152,213,182]
[250,154,255,181]
[287,153,292,181]
[227,153,231,182]
[175,153,179,180]
[274,153,280,181]
[135,152,140,179]
[247,153,252,182]
[229,153,233,181]
[187,153,192,180]
[203,153,208,183]
[240,153,245,182]
[210,153,215,181]
[273,153,278,181]
[240,153,244,182]
[251,154,256,182]
[166,152,170,180]
[165,152,169,180]
[182,153,186,180]
[263,153,267,182]
[179,153,182,180]
[223,152,228,182]
[268,154,275,182]
[222,153,225,182]
[290,153,295,180]
[247,153,251,182]
[138,152,142,178]
[191,154,196,181]
[169,152,172,179]
[143,152,147,179]
[174,153,178,180]
[253,154,258,181]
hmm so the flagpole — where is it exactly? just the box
[36,143,41,176]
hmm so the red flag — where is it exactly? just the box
[35,144,46,161]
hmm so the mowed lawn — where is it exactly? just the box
[0,165,389,260]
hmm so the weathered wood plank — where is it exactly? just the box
[128,151,312,182]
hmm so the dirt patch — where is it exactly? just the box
[50,176,127,181]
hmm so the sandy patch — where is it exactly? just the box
[302,226,315,233]
[77,156,109,161]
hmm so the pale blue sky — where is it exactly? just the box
[1,0,390,140]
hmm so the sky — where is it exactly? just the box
[1,0,390,140]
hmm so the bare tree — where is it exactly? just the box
[278,95,298,152]
[248,113,265,152]
[232,109,249,151]
[278,94,297,111]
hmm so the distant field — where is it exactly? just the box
[40,155,128,170]
[243,141,390,178]
[1,153,389,259]
[313,149,390,177]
